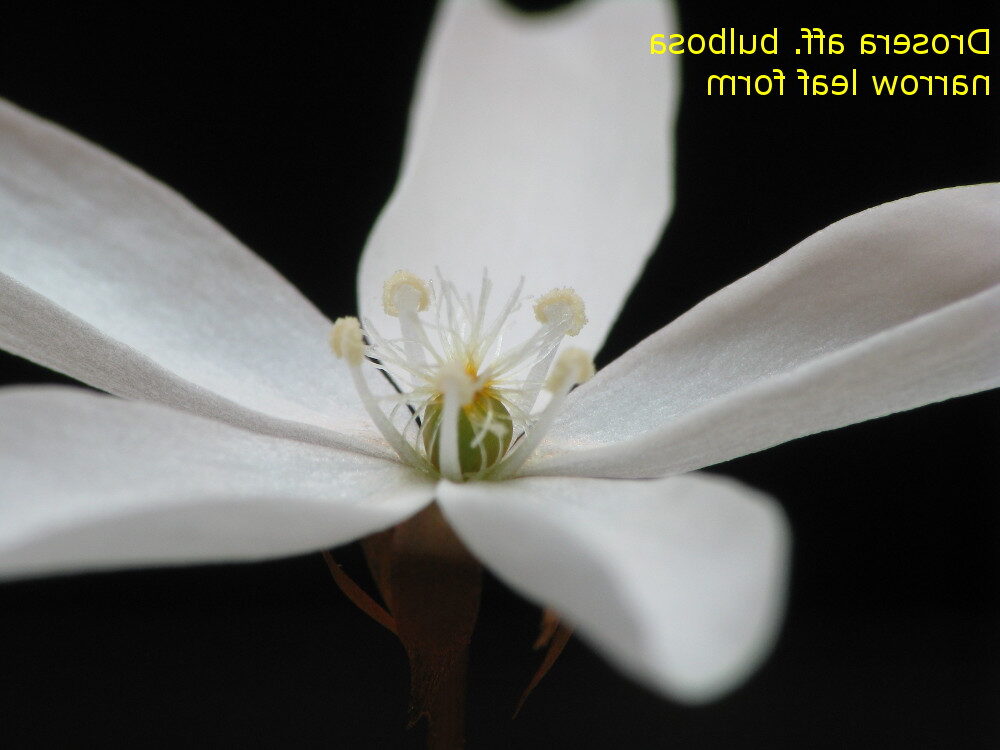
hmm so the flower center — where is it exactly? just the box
[330,270,594,481]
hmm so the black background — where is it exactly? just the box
[1,1,997,748]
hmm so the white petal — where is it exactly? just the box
[437,472,788,702]
[531,185,1000,478]
[0,386,433,580]
[358,0,677,354]
[0,98,384,455]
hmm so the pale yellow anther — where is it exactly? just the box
[330,316,365,365]
[534,288,587,336]
[383,270,431,317]
[545,347,595,392]
[433,360,477,407]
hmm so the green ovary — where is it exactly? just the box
[422,393,513,477]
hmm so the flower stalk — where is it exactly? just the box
[361,504,482,749]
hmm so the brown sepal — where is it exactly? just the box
[514,610,574,718]
[321,550,397,634]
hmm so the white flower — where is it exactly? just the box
[0,0,997,709]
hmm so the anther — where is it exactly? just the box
[534,288,587,336]
[383,270,431,317]
[330,316,364,365]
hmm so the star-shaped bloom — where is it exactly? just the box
[0,0,997,710]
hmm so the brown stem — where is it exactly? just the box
[363,504,482,749]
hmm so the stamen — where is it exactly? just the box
[496,287,586,413]
[330,316,427,470]
[489,347,594,480]
[383,270,433,367]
